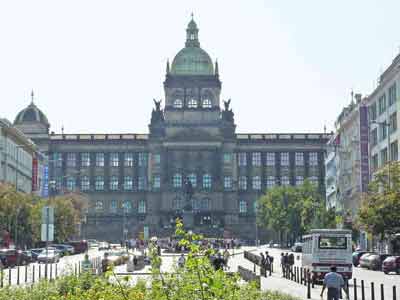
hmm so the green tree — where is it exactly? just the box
[358,161,400,239]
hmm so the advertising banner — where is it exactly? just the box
[42,165,49,198]
[32,158,38,191]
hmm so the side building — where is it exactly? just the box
[13,18,329,241]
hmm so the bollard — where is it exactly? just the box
[0,267,3,288]
[17,266,20,285]
[393,286,396,300]
[371,282,375,300]
[311,273,315,289]
[304,270,307,286]
[307,272,311,299]
[361,280,365,300]
[75,263,77,276]
[50,263,53,280]
[39,264,41,279]
[55,263,58,278]
[32,265,35,283]
[354,278,358,300]
[253,263,256,273]
[8,268,11,286]
[380,284,384,300]
[25,265,28,283]
[79,262,81,274]
[297,267,300,283]
[294,266,297,282]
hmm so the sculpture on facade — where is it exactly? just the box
[222,99,234,122]
[151,99,164,123]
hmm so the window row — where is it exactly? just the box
[371,140,399,171]
[369,82,397,120]
[173,98,212,109]
[235,175,319,190]
[59,175,158,192]
[95,199,146,214]
[172,198,211,211]
[52,152,154,168]
[236,152,318,167]
[172,173,212,189]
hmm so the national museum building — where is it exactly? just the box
[14,18,329,241]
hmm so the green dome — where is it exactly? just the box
[169,17,214,76]
[170,47,214,76]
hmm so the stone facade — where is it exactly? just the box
[14,18,329,242]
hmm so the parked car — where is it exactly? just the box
[382,256,400,274]
[291,242,303,252]
[98,242,110,251]
[66,240,88,254]
[0,248,31,267]
[359,253,375,269]
[50,244,75,256]
[30,248,44,261]
[37,249,60,264]
[352,251,371,266]
[21,250,34,264]
[87,239,99,248]
[359,253,391,270]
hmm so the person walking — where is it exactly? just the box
[260,253,266,277]
[223,248,230,270]
[320,266,349,300]
[288,252,294,277]
[265,251,272,275]
[178,254,185,268]
[280,253,285,277]
[101,252,110,274]
[81,254,93,273]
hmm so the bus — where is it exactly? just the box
[302,229,352,281]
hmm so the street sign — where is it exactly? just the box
[41,224,54,242]
[41,206,54,224]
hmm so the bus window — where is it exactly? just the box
[318,236,347,249]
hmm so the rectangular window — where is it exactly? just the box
[109,176,119,190]
[380,123,387,140]
[238,152,247,166]
[188,173,197,187]
[372,154,378,171]
[81,176,90,191]
[280,152,289,166]
[110,153,119,167]
[96,153,104,167]
[295,175,304,186]
[281,175,290,186]
[138,152,147,167]
[378,94,387,115]
[390,112,397,134]
[66,153,76,167]
[390,141,398,161]
[153,175,161,189]
[173,173,182,188]
[265,152,275,166]
[318,236,347,249]
[252,176,261,190]
[52,152,62,167]
[138,176,146,190]
[309,152,318,166]
[371,128,378,146]
[202,174,212,189]
[238,176,247,190]
[124,176,133,190]
[295,152,304,166]
[153,153,161,165]
[266,176,275,188]
[252,152,261,166]
[224,176,232,190]
[66,177,76,191]
[309,176,319,185]
[239,200,247,213]
[110,200,117,213]
[124,153,134,167]
[95,176,104,191]
[389,83,397,106]
[380,147,388,166]
[138,200,146,213]
[369,102,377,121]
[81,153,90,167]
[223,153,232,164]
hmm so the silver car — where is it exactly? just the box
[37,249,60,263]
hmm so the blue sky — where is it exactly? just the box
[1,0,399,133]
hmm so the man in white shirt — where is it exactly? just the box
[320,266,349,300]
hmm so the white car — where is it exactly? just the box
[37,249,60,263]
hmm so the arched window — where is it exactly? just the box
[202,174,212,189]
[173,173,182,188]
[202,99,212,108]
[95,200,103,211]
[173,99,183,108]
[188,98,198,108]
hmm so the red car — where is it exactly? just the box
[382,256,400,274]
[0,248,30,268]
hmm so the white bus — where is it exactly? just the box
[302,229,352,281]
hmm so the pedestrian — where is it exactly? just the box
[223,248,230,270]
[213,253,225,271]
[288,253,294,277]
[283,253,289,277]
[260,253,266,277]
[280,253,285,277]
[101,252,110,274]
[133,255,138,269]
[178,254,185,268]
[320,266,349,300]
[82,253,93,273]
[265,251,272,275]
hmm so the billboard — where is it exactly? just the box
[32,157,38,191]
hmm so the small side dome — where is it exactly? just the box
[14,102,49,126]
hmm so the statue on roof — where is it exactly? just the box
[151,99,164,123]
[222,99,234,123]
